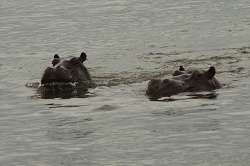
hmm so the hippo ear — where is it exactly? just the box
[78,52,87,63]
[206,66,216,79]
[54,54,60,58]
[52,54,60,66]
[179,66,185,71]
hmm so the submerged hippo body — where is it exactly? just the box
[41,52,92,84]
[147,66,222,97]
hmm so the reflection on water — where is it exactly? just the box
[38,86,90,99]
[26,81,95,99]
[149,92,219,101]
[46,103,87,109]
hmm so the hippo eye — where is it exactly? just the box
[196,74,202,78]
[149,80,155,85]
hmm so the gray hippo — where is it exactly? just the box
[146,66,222,97]
[41,52,92,84]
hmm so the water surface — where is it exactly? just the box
[1,0,250,165]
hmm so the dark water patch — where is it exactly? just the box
[159,44,177,48]
[193,120,220,132]
[208,55,237,61]
[49,117,93,126]
[147,50,194,56]
[59,157,89,166]
[93,105,120,112]
[46,129,94,141]
[238,47,250,54]
[46,117,94,141]
[150,116,220,135]
[152,108,217,117]
[47,103,88,109]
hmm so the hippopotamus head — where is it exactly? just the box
[41,52,91,84]
[183,66,222,92]
[146,66,221,97]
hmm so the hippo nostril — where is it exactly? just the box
[197,74,202,78]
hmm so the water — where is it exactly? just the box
[1,0,250,165]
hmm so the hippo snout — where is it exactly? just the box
[41,66,73,84]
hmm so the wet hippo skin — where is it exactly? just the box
[147,66,222,97]
[41,52,92,84]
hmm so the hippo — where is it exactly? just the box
[146,66,222,97]
[41,52,92,84]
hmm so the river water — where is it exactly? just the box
[1,0,250,165]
